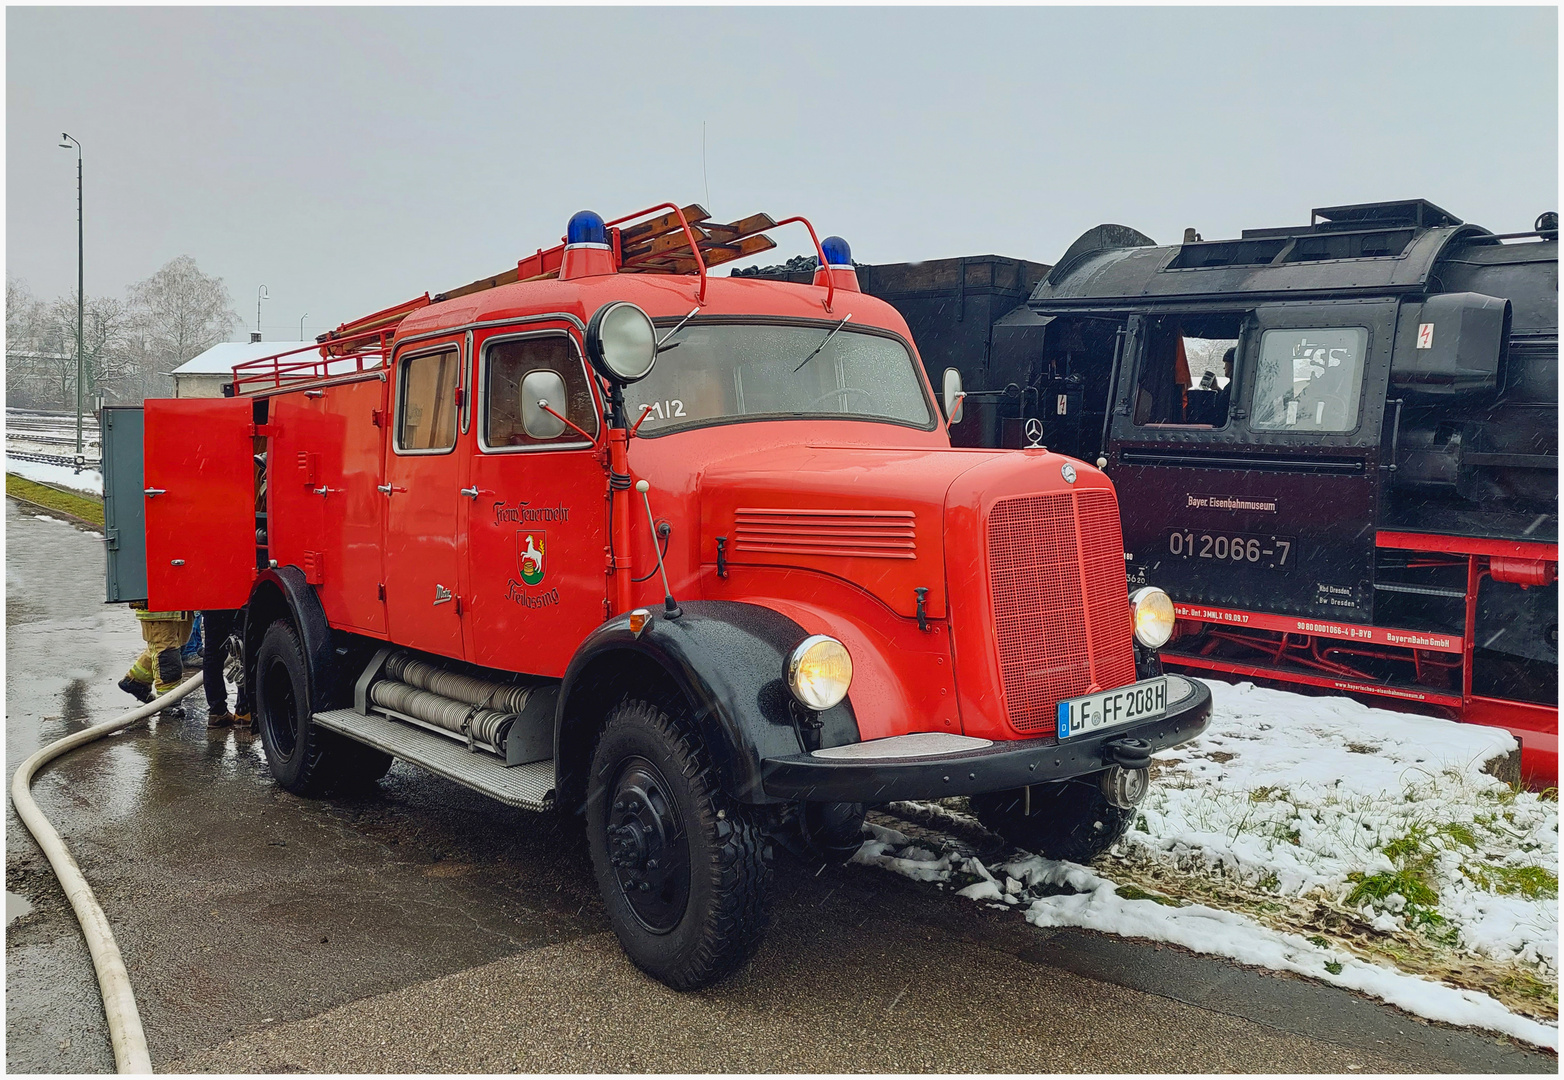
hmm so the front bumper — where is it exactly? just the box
[760,674,1211,803]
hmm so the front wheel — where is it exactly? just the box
[971,776,1136,863]
[586,698,771,990]
[254,619,391,795]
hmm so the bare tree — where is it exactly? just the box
[6,277,71,407]
[127,255,241,378]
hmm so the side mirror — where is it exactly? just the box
[521,370,569,439]
[585,301,658,384]
[942,367,965,424]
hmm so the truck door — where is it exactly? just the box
[144,397,258,611]
[463,324,607,676]
[1109,300,1396,624]
[101,405,147,603]
[382,337,469,660]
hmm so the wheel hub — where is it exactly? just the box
[605,758,690,933]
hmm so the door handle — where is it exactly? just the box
[143,487,166,497]
[433,584,453,605]
[460,485,484,499]
[377,484,406,496]
[313,486,333,497]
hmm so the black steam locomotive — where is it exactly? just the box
[745,199,1557,783]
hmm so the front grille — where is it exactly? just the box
[988,490,1137,734]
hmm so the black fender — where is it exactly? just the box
[556,600,860,809]
[243,566,338,710]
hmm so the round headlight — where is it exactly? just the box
[786,635,853,710]
[585,301,658,384]
[1129,586,1176,649]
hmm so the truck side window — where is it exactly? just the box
[484,334,599,448]
[1251,327,1367,433]
[1133,314,1242,427]
[397,347,460,452]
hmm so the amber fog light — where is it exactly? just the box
[1130,586,1176,649]
[787,635,853,710]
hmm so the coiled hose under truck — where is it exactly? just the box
[10,671,205,1074]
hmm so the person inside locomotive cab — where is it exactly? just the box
[1212,347,1235,418]
[1133,315,1240,427]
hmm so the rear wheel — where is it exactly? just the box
[254,619,391,794]
[971,776,1136,863]
[586,697,771,990]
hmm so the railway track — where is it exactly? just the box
[5,448,102,469]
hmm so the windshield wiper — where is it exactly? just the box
[792,314,853,373]
[656,306,700,353]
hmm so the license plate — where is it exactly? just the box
[1057,677,1168,740]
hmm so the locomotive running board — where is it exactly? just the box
[312,708,555,812]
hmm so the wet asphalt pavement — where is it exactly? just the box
[5,496,1555,1073]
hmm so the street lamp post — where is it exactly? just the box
[299,312,308,341]
[58,133,83,461]
[256,285,269,340]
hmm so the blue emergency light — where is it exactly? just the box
[821,236,852,266]
[567,210,608,246]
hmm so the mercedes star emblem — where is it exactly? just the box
[1061,462,1077,484]
[1024,418,1045,447]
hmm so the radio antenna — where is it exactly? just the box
[702,121,711,215]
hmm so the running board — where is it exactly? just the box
[312,708,555,811]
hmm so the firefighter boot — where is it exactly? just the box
[118,676,154,704]
[207,710,236,729]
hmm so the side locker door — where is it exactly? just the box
[267,378,389,636]
[464,323,607,676]
[144,397,258,610]
[381,337,469,661]
[101,405,147,603]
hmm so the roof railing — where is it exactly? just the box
[229,325,395,395]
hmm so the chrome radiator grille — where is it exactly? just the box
[987,489,1137,734]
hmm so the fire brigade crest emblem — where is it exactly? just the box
[518,531,546,586]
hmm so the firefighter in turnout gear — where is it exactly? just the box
[119,603,194,705]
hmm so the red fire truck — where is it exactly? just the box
[118,203,1211,989]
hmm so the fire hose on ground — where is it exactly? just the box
[10,670,205,1074]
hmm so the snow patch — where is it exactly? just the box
[852,679,1558,1049]
[6,456,103,496]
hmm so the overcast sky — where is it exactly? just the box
[7,6,1557,342]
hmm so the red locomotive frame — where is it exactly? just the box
[1165,528,1557,785]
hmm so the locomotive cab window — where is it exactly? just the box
[1132,314,1243,427]
[483,333,599,449]
[397,347,460,452]
[1250,326,1368,433]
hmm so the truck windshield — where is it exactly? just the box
[623,322,933,435]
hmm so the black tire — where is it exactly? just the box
[586,697,771,990]
[971,776,1135,863]
[254,619,392,795]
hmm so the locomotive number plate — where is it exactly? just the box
[1165,529,1296,571]
[1057,677,1168,740]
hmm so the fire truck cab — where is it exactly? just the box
[122,204,1211,989]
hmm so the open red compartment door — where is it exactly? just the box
[144,398,258,611]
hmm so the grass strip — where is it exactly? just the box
[6,473,105,528]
